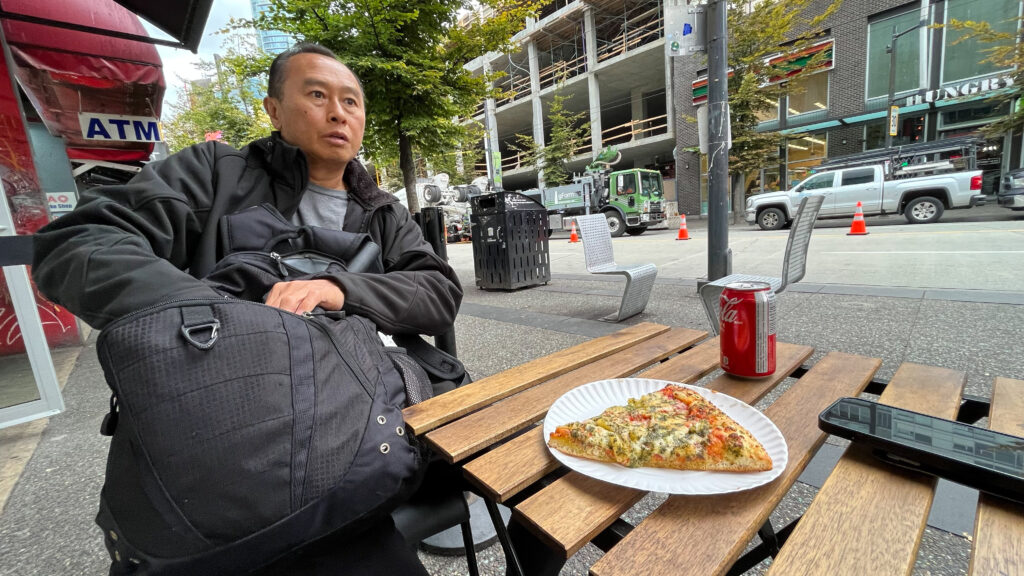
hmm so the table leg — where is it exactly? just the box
[758,518,780,557]
[485,499,524,576]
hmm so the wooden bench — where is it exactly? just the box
[575,213,658,322]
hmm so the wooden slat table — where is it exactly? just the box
[969,377,1024,575]
[400,323,1024,576]
[766,363,966,576]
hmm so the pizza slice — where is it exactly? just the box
[548,384,773,473]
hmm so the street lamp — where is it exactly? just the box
[885,20,927,150]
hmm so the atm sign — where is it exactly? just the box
[79,113,162,142]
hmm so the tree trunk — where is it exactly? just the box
[731,172,745,225]
[399,131,419,214]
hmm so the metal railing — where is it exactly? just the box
[494,72,532,107]
[600,114,668,146]
[538,53,587,91]
[596,5,663,62]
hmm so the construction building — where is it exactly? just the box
[466,0,678,199]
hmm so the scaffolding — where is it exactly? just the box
[593,0,664,62]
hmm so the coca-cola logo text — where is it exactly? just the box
[721,297,743,324]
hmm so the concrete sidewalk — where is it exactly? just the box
[2,266,1022,575]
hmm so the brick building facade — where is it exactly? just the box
[674,0,1023,216]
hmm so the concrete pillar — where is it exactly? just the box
[584,7,603,155]
[664,49,674,138]
[630,87,644,141]
[528,40,546,187]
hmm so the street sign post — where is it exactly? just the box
[665,0,705,57]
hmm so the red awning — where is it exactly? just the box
[2,0,166,162]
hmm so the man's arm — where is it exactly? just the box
[320,205,462,336]
[32,144,224,329]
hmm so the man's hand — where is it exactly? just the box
[264,279,345,314]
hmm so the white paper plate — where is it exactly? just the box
[543,378,788,495]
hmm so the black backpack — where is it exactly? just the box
[94,205,456,574]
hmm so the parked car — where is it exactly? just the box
[998,168,1024,211]
[744,164,986,230]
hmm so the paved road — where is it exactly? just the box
[466,205,1024,292]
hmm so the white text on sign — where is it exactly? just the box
[78,113,162,143]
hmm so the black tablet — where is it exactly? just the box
[819,397,1024,505]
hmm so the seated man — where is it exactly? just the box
[32,43,461,575]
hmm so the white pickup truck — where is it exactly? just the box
[744,164,986,230]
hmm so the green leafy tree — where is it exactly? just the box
[942,16,1023,137]
[424,121,486,186]
[162,32,273,152]
[247,0,544,212]
[716,0,842,221]
[510,91,589,186]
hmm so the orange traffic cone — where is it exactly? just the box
[675,214,690,241]
[847,201,869,236]
[569,220,580,243]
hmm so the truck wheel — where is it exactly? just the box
[904,196,944,224]
[626,226,646,236]
[757,208,786,230]
[605,212,625,237]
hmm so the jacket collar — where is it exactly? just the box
[248,132,395,210]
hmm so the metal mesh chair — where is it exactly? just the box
[699,194,825,335]
[576,214,658,322]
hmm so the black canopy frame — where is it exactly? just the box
[0,0,214,52]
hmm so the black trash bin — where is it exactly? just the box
[470,192,550,290]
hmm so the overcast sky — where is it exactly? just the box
[139,0,255,116]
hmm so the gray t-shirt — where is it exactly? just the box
[291,183,349,230]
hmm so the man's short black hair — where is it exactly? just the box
[267,42,363,100]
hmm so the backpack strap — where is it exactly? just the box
[391,334,469,387]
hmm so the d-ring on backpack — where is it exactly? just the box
[94,204,458,575]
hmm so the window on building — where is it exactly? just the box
[866,10,924,99]
[864,115,925,150]
[786,134,827,185]
[756,97,781,124]
[787,72,829,117]
[943,0,1020,84]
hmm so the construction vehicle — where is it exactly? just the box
[520,147,666,237]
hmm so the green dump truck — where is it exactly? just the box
[521,148,666,237]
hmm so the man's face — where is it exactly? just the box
[263,53,366,176]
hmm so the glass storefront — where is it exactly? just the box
[865,115,926,150]
[787,133,827,186]
[938,101,1011,195]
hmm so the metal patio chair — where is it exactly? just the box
[699,194,825,335]
[576,213,658,322]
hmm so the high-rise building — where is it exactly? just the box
[250,0,294,54]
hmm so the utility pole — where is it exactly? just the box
[885,21,926,150]
[706,0,731,281]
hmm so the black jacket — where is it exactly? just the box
[32,134,462,335]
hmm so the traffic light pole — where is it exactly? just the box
[706,0,731,281]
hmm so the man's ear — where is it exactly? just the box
[263,97,281,130]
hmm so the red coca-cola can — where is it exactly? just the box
[719,281,776,378]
